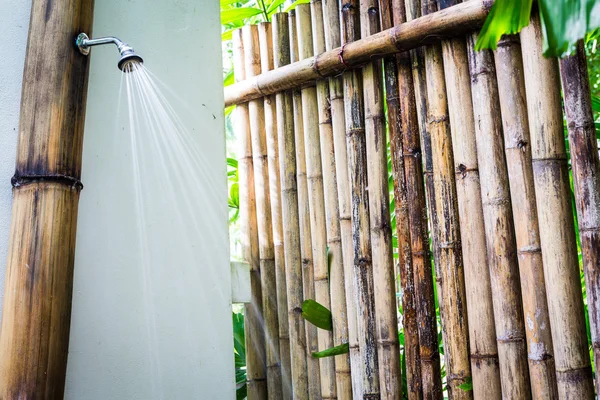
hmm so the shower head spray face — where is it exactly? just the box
[76,33,144,72]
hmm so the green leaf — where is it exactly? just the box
[229,183,240,209]
[222,29,234,42]
[221,7,263,25]
[224,69,235,87]
[301,299,333,331]
[458,376,473,392]
[284,0,310,12]
[267,0,286,15]
[221,0,242,7]
[475,0,533,51]
[312,342,350,358]
[591,94,600,112]
[538,0,600,57]
[227,157,239,169]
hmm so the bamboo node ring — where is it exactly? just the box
[338,43,350,69]
[11,173,84,190]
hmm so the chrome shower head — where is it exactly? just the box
[76,33,143,72]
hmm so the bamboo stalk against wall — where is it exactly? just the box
[258,22,292,399]
[232,29,268,400]
[242,24,283,400]
[387,0,443,397]
[420,2,472,398]
[296,7,337,398]
[520,12,595,399]
[340,0,381,396]
[493,35,558,399]
[466,34,531,399]
[559,41,600,395]
[0,0,93,397]
[224,0,492,106]
[309,1,352,397]
[289,10,322,398]
[359,0,402,397]
[272,13,310,399]
[379,2,421,396]
[321,0,362,395]
[429,2,499,398]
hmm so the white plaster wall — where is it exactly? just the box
[0,0,233,399]
[0,0,32,323]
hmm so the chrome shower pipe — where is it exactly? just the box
[76,33,143,71]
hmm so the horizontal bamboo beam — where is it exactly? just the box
[224,0,491,106]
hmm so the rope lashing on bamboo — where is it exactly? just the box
[224,0,492,106]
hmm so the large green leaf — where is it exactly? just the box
[475,0,532,51]
[312,342,350,358]
[221,7,263,25]
[539,0,600,57]
[476,0,600,57]
[301,299,333,331]
[284,0,310,12]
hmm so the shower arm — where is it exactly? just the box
[76,33,143,71]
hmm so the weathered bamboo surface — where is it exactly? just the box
[310,1,352,397]
[258,21,292,399]
[233,29,268,400]
[467,34,531,399]
[230,2,600,399]
[360,0,402,397]
[225,0,491,106]
[0,0,93,396]
[273,14,309,400]
[288,10,323,399]
[520,11,595,399]
[559,41,600,396]
[340,0,382,396]
[243,24,283,400]
[493,35,558,399]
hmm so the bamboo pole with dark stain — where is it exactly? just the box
[493,35,558,400]
[309,1,352,397]
[321,0,362,395]
[387,0,443,397]
[232,29,268,400]
[258,22,292,399]
[379,0,420,394]
[520,11,595,399]
[273,13,310,399]
[0,1,93,396]
[405,0,444,314]
[242,24,283,400]
[420,2,472,398]
[340,0,381,396]
[296,7,337,398]
[466,34,531,399]
[559,41,600,396]
[224,0,492,106]
[359,0,402,397]
[289,10,322,399]
[430,2,499,398]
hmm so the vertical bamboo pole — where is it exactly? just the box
[242,24,283,400]
[420,1,472,397]
[520,12,595,399]
[310,1,353,397]
[233,29,268,400]
[359,0,402,397]
[379,8,421,398]
[321,0,362,395]
[289,10,322,398]
[405,0,443,310]
[494,35,558,399]
[559,41,600,395]
[258,22,292,399]
[272,13,310,399]
[0,1,92,397]
[466,34,531,399]
[340,0,381,396]
[430,2,499,398]
[385,0,443,397]
[296,6,337,398]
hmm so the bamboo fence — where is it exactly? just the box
[227,2,600,399]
